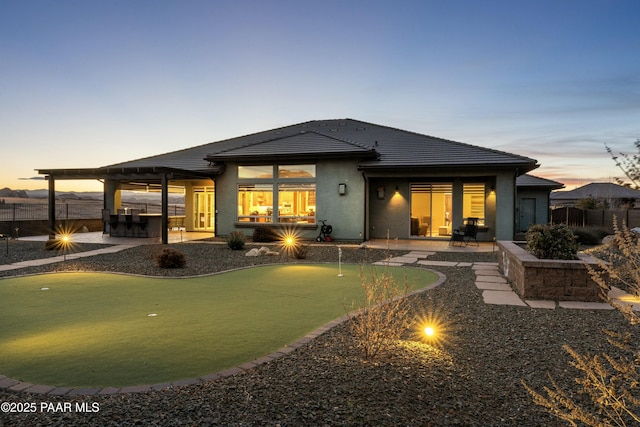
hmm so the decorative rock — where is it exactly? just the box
[245,248,261,257]
[246,247,279,257]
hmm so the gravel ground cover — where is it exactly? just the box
[0,240,630,426]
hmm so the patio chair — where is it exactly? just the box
[102,209,119,236]
[449,218,479,246]
[131,210,148,237]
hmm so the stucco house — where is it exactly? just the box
[550,182,640,209]
[515,174,564,232]
[38,118,541,243]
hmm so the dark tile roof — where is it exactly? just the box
[551,182,640,200]
[104,118,539,174]
[516,174,564,189]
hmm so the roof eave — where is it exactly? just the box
[206,150,377,163]
[358,162,539,174]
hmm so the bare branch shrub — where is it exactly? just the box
[524,218,640,426]
[347,263,414,359]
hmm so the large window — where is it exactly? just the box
[463,183,485,226]
[237,184,274,222]
[237,164,316,224]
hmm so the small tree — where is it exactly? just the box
[606,139,640,189]
[524,219,640,426]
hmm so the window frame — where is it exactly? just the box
[236,163,317,225]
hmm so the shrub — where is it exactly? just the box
[525,223,579,260]
[252,225,278,242]
[44,239,58,251]
[570,227,603,246]
[347,264,413,359]
[524,219,640,426]
[156,248,186,268]
[292,244,308,259]
[226,231,246,250]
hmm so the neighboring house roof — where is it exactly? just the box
[551,182,640,201]
[516,174,564,189]
[39,119,539,178]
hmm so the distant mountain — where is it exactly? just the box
[0,187,28,198]
[3,188,184,204]
[24,189,103,200]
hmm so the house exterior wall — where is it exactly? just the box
[214,159,366,241]
[516,188,551,232]
[316,159,366,241]
[495,171,516,240]
[367,174,509,241]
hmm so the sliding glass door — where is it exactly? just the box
[410,183,452,237]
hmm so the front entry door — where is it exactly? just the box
[194,186,215,231]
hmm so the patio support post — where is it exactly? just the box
[47,175,56,240]
[161,173,169,244]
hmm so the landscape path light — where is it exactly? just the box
[338,246,343,277]
[60,234,72,261]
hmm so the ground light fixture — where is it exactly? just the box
[279,228,300,257]
[60,234,72,261]
[414,313,449,349]
[337,246,343,277]
[424,326,435,337]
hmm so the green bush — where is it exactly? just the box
[525,224,579,260]
[226,231,246,250]
[292,244,308,259]
[570,227,600,246]
[156,248,186,268]
[252,225,278,242]
[570,227,611,246]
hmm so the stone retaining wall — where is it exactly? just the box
[497,241,602,302]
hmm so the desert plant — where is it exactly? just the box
[347,264,413,359]
[570,227,607,246]
[156,247,186,268]
[291,243,308,259]
[524,219,640,426]
[226,231,246,250]
[525,223,579,260]
[252,225,278,242]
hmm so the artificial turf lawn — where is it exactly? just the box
[0,264,438,388]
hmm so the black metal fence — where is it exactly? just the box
[551,207,640,231]
[0,202,185,221]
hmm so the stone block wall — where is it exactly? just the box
[497,241,602,302]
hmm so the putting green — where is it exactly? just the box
[0,264,438,387]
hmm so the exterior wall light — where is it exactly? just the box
[377,187,385,200]
[394,185,400,195]
[338,183,347,196]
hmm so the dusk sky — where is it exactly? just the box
[1,0,639,192]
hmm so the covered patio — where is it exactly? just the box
[37,166,221,244]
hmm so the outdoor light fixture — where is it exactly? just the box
[414,313,449,349]
[338,183,347,195]
[279,227,301,257]
[377,187,385,200]
[394,185,400,195]
[60,234,71,261]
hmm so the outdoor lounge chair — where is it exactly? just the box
[449,218,479,246]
